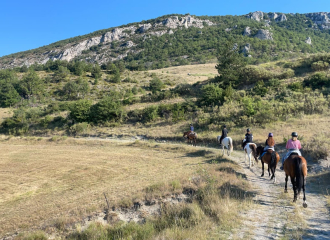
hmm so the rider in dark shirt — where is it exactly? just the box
[243,128,253,149]
[219,125,228,146]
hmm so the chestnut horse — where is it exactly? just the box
[256,146,280,183]
[284,153,308,208]
[183,131,197,146]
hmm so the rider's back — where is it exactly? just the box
[286,139,301,150]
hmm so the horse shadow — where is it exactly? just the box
[218,166,247,179]
[185,150,214,158]
[204,156,233,164]
[219,182,256,200]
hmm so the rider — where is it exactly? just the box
[259,133,275,160]
[242,128,253,149]
[280,132,302,170]
[190,124,194,133]
[219,125,228,146]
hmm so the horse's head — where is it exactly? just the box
[183,132,188,138]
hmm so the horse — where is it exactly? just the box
[283,153,308,208]
[183,131,197,146]
[242,141,258,168]
[217,135,233,156]
[256,146,280,183]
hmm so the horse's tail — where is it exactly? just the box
[229,138,233,152]
[250,144,258,161]
[295,157,303,195]
[270,151,276,169]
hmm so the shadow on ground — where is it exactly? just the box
[219,182,256,200]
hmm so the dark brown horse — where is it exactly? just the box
[256,146,280,183]
[284,153,308,208]
[183,131,197,146]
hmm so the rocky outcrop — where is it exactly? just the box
[269,12,278,20]
[254,29,273,40]
[276,14,287,22]
[242,43,251,55]
[305,12,330,29]
[243,27,251,36]
[305,36,312,45]
[247,11,264,21]
[268,13,287,22]
[123,41,135,48]
[161,15,214,29]
[138,24,152,33]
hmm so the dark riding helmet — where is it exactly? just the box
[292,132,298,137]
[223,125,226,128]
[247,128,250,132]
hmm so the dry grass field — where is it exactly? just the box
[149,63,218,85]
[0,136,248,238]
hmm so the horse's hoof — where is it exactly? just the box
[284,190,288,193]
[303,202,308,208]
[261,174,264,177]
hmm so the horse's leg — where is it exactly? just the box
[249,153,251,169]
[271,167,276,183]
[268,164,270,177]
[284,174,288,193]
[222,145,224,155]
[261,161,264,177]
[291,177,297,202]
[303,176,307,208]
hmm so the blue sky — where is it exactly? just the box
[1,0,329,57]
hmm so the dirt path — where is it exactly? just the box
[227,150,330,239]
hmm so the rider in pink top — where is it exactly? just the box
[286,138,301,150]
[280,132,302,170]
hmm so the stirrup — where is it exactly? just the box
[280,166,284,170]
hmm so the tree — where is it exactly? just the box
[91,64,102,80]
[149,77,164,93]
[89,95,125,123]
[199,84,223,106]
[19,70,45,99]
[215,40,247,87]
[53,66,70,82]
[69,99,92,122]
[0,82,20,107]
[63,77,90,100]
[111,69,121,83]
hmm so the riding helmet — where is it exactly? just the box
[292,132,298,137]
[223,125,226,128]
[247,128,250,132]
[268,133,273,137]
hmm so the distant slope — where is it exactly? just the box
[1,12,330,70]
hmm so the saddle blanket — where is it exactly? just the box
[260,146,275,158]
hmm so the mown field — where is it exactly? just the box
[0,136,253,239]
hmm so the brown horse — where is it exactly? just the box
[256,146,280,183]
[183,131,197,146]
[284,153,308,208]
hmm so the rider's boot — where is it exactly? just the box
[280,163,284,170]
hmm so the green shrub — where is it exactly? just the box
[304,72,330,89]
[199,84,223,106]
[69,99,92,122]
[69,122,90,136]
[149,77,164,93]
[142,105,159,123]
[288,82,304,92]
[89,96,125,123]
[311,61,329,71]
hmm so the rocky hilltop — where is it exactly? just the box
[1,11,330,69]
